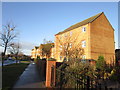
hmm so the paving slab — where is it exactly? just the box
[13,63,45,89]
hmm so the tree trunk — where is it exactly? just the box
[2,55,5,67]
[2,43,7,66]
[16,54,18,64]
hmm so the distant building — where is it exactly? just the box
[54,12,115,64]
[31,46,39,59]
[31,43,55,59]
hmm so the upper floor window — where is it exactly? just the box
[60,35,62,39]
[60,45,62,50]
[60,45,62,47]
[69,43,72,48]
[64,33,67,37]
[64,44,67,49]
[82,40,86,48]
[70,31,72,36]
[82,27,86,32]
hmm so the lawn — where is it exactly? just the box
[2,63,29,89]
[20,61,30,63]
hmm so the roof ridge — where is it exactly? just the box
[89,12,103,23]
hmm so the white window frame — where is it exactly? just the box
[60,45,62,50]
[82,27,86,32]
[70,31,72,36]
[69,43,72,48]
[60,35,62,39]
[64,44,67,49]
[64,33,67,37]
[82,40,86,48]
[82,55,86,59]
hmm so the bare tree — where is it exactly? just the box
[0,22,18,65]
[43,38,53,44]
[56,32,84,61]
[9,42,21,63]
[41,39,54,59]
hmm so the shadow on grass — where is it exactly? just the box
[2,63,29,90]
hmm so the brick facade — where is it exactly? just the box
[46,60,56,87]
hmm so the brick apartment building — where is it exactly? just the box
[54,12,115,64]
[31,12,115,64]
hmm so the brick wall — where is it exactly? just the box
[46,60,56,87]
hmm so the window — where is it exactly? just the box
[60,45,62,47]
[64,44,67,49]
[82,27,86,32]
[69,43,72,48]
[64,33,67,37]
[60,35,62,39]
[82,55,86,59]
[60,45,62,50]
[81,55,86,63]
[60,56,62,60]
[82,40,86,48]
[70,31,72,36]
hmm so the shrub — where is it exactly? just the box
[34,58,37,63]
[37,56,40,60]
[109,66,120,82]
[56,59,97,88]
[96,56,106,71]
[48,58,56,61]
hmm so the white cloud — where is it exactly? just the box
[0,41,37,55]
[22,49,31,56]
[20,41,36,50]
[20,41,38,55]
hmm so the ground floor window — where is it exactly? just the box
[82,55,86,59]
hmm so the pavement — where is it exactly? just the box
[13,63,45,89]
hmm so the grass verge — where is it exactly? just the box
[2,63,29,90]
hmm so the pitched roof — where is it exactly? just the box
[40,43,54,47]
[56,12,103,35]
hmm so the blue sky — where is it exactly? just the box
[1,2,118,55]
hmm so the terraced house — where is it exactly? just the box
[31,43,55,59]
[31,46,39,59]
[55,12,115,64]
